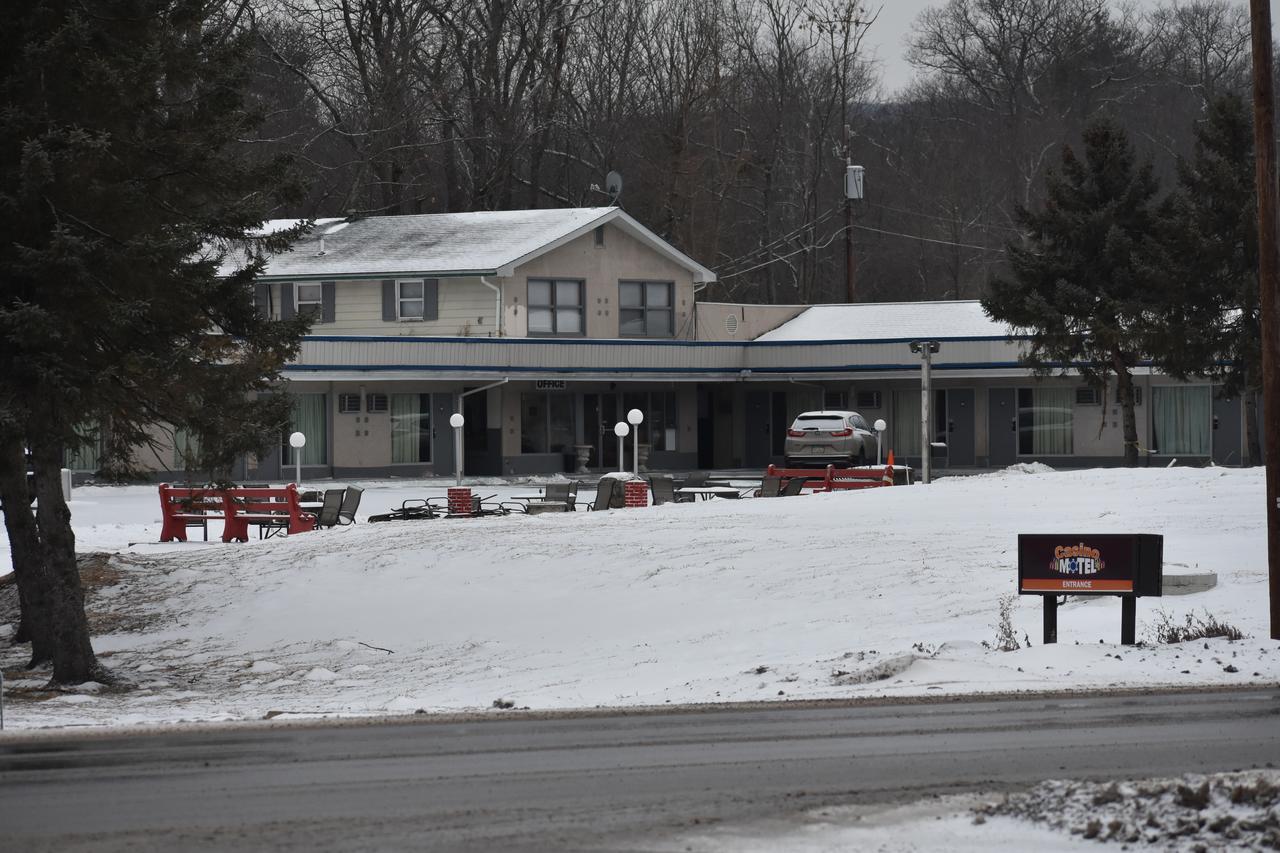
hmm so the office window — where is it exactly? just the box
[619,281,674,337]
[398,280,425,320]
[296,282,323,318]
[521,392,576,453]
[391,394,432,463]
[620,391,678,451]
[527,279,584,335]
[1017,387,1073,455]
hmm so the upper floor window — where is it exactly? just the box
[296,282,323,318]
[398,280,425,320]
[619,281,674,337]
[528,279,584,335]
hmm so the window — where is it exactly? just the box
[338,393,361,414]
[825,391,849,409]
[282,394,327,466]
[620,391,679,451]
[594,225,605,247]
[521,392,576,453]
[855,391,882,410]
[391,394,431,463]
[296,282,322,318]
[173,428,200,468]
[527,279,584,335]
[64,423,102,472]
[1152,386,1211,455]
[367,393,388,413]
[891,391,921,456]
[619,281,674,337]
[1017,387,1073,455]
[398,280,425,320]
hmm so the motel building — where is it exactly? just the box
[94,207,1259,482]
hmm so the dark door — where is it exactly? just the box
[745,391,772,467]
[988,388,1017,467]
[583,393,619,470]
[1212,391,1243,466]
[697,389,715,469]
[947,389,976,466]
[432,393,455,474]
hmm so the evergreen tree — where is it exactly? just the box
[0,0,311,682]
[1153,94,1262,464]
[983,118,1166,467]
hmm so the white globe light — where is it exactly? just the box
[874,419,887,432]
[449,413,465,429]
[289,431,306,449]
[627,408,644,425]
[614,421,630,438]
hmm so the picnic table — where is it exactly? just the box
[675,486,746,501]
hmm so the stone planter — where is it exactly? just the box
[573,444,593,474]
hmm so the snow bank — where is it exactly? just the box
[0,466,1275,729]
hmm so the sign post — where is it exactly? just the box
[1018,534,1163,645]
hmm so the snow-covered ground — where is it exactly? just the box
[0,465,1275,730]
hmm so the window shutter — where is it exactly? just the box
[382,280,397,321]
[321,281,336,324]
[253,283,270,319]
[280,282,295,320]
[424,278,439,321]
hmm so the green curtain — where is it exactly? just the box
[1153,386,1211,455]
[64,423,101,471]
[172,428,200,468]
[1032,387,1073,455]
[391,394,427,463]
[289,394,327,465]
[892,391,921,457]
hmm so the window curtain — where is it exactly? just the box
[391,394,428,463]
[64,423,101,471]
[173,428,200,468]
[1153,386,1211,455]
[1031,387,1073,455]
[892,391,921,457]
[290,394,327,465]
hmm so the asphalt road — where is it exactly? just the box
[1,689,1278,851]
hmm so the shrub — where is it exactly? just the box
[993,594,1022,651]
[1149,610,1245,644]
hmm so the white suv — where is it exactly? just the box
[783,410,877,468]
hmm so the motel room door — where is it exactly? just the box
[745,391,773,468]
[583,393,619,470]
[1212,391,1243,466]
[945,389,976,467]
[988,388,1017,467]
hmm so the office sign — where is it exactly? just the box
[1017,534,1162,597]
[535,379,567,391]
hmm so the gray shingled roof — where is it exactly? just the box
[218,207,716,282]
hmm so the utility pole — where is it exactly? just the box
[844,124,855,303]
[910,341,940,484]
[1247,0,1280,640]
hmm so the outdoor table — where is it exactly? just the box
[675,486,744,501]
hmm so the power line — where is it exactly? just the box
[852,222,1005,252]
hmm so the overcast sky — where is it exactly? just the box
[869,0,1277,97]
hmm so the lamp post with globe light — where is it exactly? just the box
[874,418,887,466]
[614,421,629,475]
[449,413,465,485]
[288,431,306,485]
[627,408,644,475]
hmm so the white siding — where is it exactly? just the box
[319,277,498,337]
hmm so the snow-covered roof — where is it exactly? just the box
[753,300,1015,342]
[219,208,716,282]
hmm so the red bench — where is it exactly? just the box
[766,453,896,493]
[159,484,317,542]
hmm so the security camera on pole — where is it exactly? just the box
[908,341,940,484]
[627,408,644,475]
[449,413,465,486]
[614,421,629,474]
[288,431,306,485]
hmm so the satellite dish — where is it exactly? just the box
[605,170,623,204]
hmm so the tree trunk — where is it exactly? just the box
[0,434,55,667]
[28,434,103,684]
[1113,354,1140,467]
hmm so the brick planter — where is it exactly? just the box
[447,487,473,515]
[623,480,649,508]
